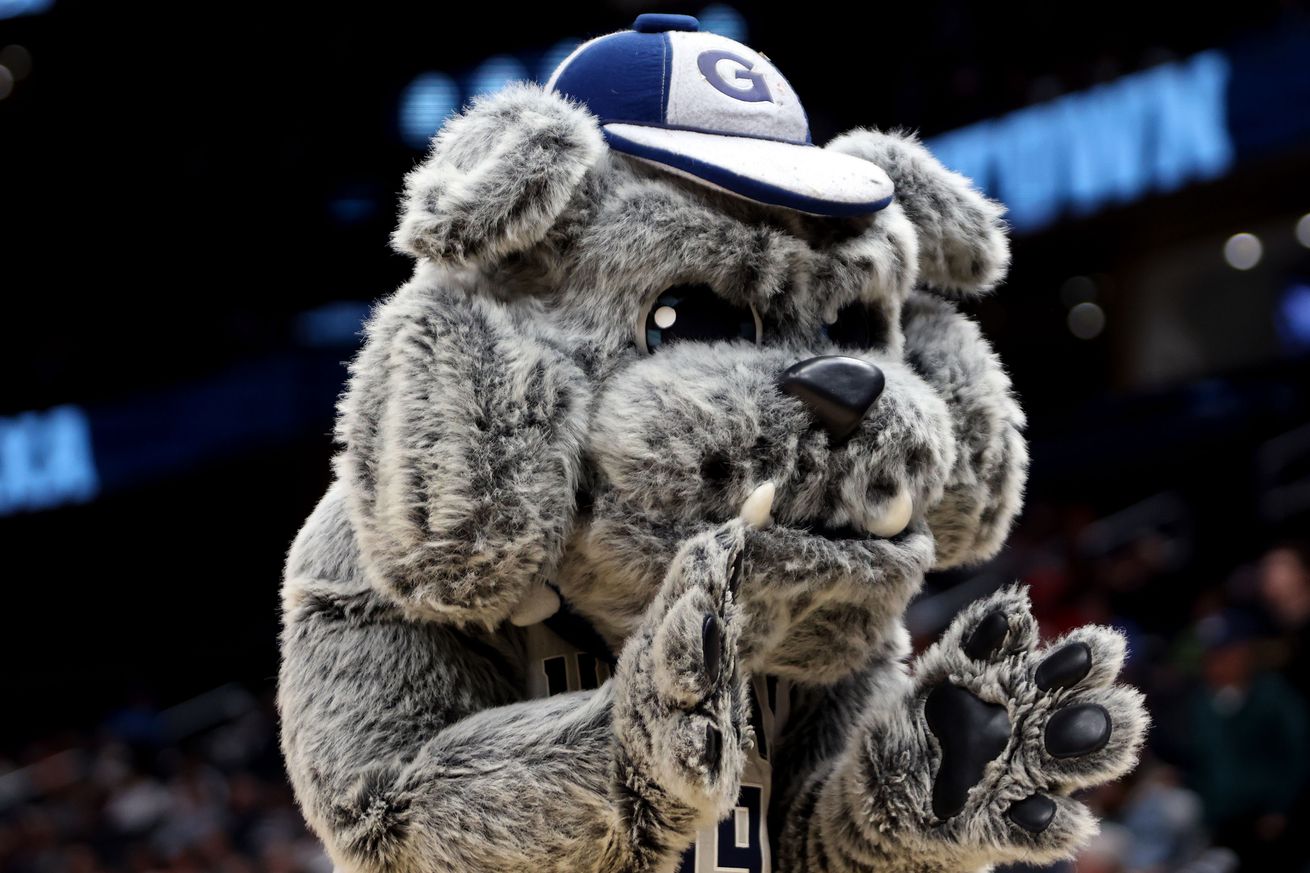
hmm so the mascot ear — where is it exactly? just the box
[826,129,1010,296]
[392,83,605,267]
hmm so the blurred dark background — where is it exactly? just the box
[3,1,1310,870]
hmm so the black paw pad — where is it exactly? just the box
[705,723,722,770]
[1045,703,1111,758]
[1008,794,1056,833]
[925,684,1011,819]
[963,610,1009,660]
[1035,642,1092,691]
[728,551,744,598]
[702,615,723,684]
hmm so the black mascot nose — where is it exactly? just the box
[779,355,885,446]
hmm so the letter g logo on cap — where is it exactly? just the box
[697,49,773,103]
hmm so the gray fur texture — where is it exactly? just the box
[826,128,1010,297]
[902,292,1028,569]
[393,83,604,267]
[280,83,1146,872]
[774,586,1147,872]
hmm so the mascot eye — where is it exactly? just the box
[637,283,762,354]
[821,300,889,351]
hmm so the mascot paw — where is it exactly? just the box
[874,586,1148,867]
[613,520,753,822]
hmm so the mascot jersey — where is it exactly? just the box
[523,615,790,873]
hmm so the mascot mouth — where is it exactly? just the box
[563,479,937,681]
[738,480,914,542]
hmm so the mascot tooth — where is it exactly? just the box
[865,487,913,538]
[740,481,776,528]
[279,13,1147,873]
[509,581,563,627]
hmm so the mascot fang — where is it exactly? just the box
[279,14,1148,873]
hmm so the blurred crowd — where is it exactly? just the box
[995,501,1310,873]
[0,689,328,873]
[2,510,1308,873]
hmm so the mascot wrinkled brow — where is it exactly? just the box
[279,15,1147,873]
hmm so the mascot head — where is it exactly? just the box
[383,14,1025,681]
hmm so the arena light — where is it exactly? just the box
[399,71,460,150]
[1067,301,1106,340]
[328,194,376,224]
[0,405,99,515]
[468,54,529,99]
[1277,283,1310,352]
[1296,213,1310,249]
[698,3,748,40]
[0,0,53,20]
[1222,232,1262,270]
[0,65,12,100]
[294,300,372,348]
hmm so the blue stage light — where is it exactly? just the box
[698,4,748,41]
[468,55,528,101]
[0,405,99,515]
[0,0,54,21]
[1278,283,1310,353]
[294,301,372,348]
[328,190,379,225]
[399,71,460,150]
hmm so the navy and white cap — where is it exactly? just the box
[547,13,893,217]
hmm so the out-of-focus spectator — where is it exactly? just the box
[1259,542,1310,701]
[1079,823,1132,873]
[1184,609,1310,865]
[1119,764,1207,869]
[983,496,1310,871]
[0,695,329,873]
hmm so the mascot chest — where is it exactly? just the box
[522,618,789,873]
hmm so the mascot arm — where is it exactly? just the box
[334,279,592,626]
[280,489,755,873]
[282,597,651,873]
[330,83,605,626]
[901,291,1028,570]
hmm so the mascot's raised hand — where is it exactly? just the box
[280,13,1147,872]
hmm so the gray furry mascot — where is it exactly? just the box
[279,14,1148,872]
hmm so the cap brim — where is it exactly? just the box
[603,123,894,217]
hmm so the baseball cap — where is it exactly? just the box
[547,13,894,217]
